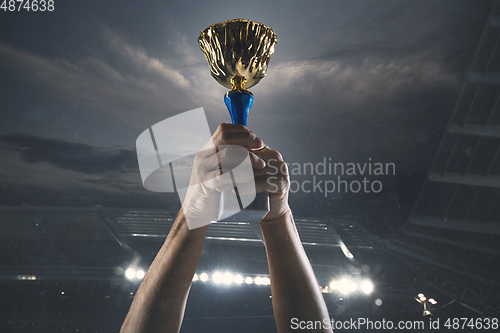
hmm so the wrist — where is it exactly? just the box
[261,204,291,223]
[262,190,290,221]
[181,183,219,230]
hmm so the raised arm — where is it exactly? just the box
[254,148,333,333]
[119,210,208,333]
[120,124,265,333]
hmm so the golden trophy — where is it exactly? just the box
[198,19,277,223]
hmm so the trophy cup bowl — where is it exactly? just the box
[198,19,277,224]
[198,19,277,92]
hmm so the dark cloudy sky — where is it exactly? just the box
[0,0,493,235]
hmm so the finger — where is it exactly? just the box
[218,146,259,170]
[250,152,266,169]
[196,146,249,174]
[254,174,288,194]
[214,123,264,149]
[254,159,288,178]
[230,178,257,196]
[252,147,283,162]
[201,168,255,190]
[201,169,232,189]
[194,150,221,174]
[195,145,218,160]
[248,144,269,152]
[232,173,287,196]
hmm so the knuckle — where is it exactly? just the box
[195,149,210,163]
[281,162,289,174]
[277,174,290,187]
[269,150,282,161]
[194,152,204,163]
[218,123,229,131]
[234,124,246,130]
[275,160,286,170]
[220,131,233,142]
[214,132,225,145]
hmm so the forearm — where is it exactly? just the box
[261,211,332,333]
[120,209,208,333]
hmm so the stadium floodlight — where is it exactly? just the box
[329,280,339,290]
[136,269,145,280]
[125,268,136,280]
[245,277,253,284]
[338,277,357,295]
[254,277,264,285]
[212,271,223,284]
[234,275,244,284]
[200,272,209,282]
[360,280,374,294]
[125,266,146,281]
[222,272,234,285]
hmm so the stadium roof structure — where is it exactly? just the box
[389,0,500,317]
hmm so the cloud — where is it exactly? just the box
[0,134,137,175]
[0,16,461,141]
[259,50,458,112]
[0,133,181,208]
[0,133,146,201]
[0,26,218,131]
[101,25,191,89]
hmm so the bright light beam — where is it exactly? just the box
[338,277,357,295]
[222,272,233,285]
[136,269,145,280]
[234,275,244,284]
[360,280,374,294]
[125,268,136,280]
[329,280,339,290]
[213,271,223,284]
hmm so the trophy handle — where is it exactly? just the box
[224,91,253,126]
[219,90,270,225]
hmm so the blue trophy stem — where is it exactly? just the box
[219,90,269,229]
[224,91,254,126]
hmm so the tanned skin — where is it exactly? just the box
[120,124,332,333]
